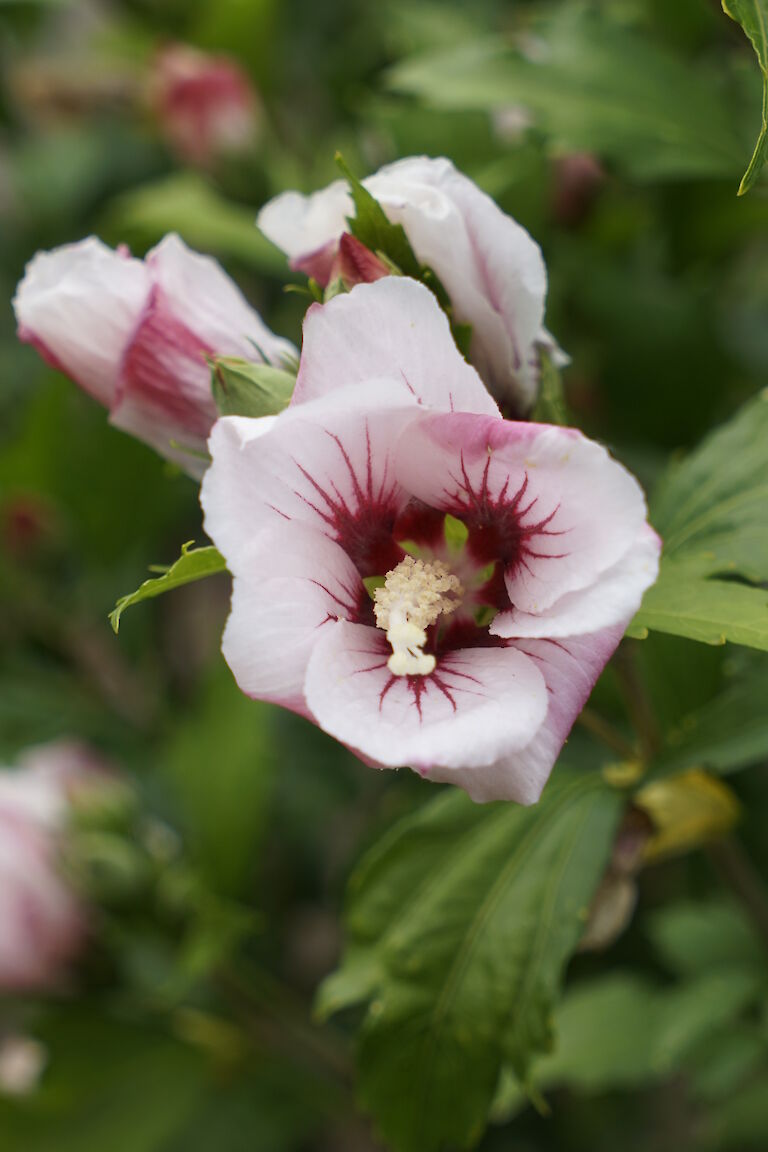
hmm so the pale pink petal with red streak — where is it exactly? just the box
[222,524,364,715]
[304,621,547,774]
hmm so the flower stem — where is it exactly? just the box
[707,837,768,955]
[614,643,662,763]
[577,707,637,761]
[218,963,354,1089]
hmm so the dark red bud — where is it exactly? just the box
[334,233,390,289]
[551,152,605,229]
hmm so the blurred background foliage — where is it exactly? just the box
[1,0,768,1150]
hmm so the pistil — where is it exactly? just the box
[374,556,463,676]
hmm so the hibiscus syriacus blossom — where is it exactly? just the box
[258,154,564,414]
[13,233,295,476]
[202,278,659,803]
[0,742,105,992]
[152,44,261,167]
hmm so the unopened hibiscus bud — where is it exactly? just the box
[579,808,652,952]
[1,494,55,558]
[201,277,660,804]
[0,741,110,993]
[212,357,296,419]
[551,152,605,229]
[151,43,260,168]
[332,233,390,290]
[13,233,295,477]
[258,155,564,414]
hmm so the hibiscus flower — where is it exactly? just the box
[202,277,659,803]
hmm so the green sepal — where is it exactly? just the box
[211,357,296,419]
[110,543,227,634]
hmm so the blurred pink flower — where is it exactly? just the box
[202,278,659,804]
[14,233,296,477]
[152,43,260,167]
[0,742,105,994]
[258,155,565,414]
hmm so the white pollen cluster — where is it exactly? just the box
[374,556,463,677]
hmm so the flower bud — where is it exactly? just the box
[0,741,111,993]
[151,44,260,168]
[258,155,566,413]
[14,234,295,477]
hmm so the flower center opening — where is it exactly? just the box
[373,556,463,677]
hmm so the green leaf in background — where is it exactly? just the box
[211,357,296,419]
[387,7,744,182]
[722,0,768,193]
[110,543,227,634]
[0,1006,335,1152]
[632,389,768,650]
[164,666,275,900]
[493,964,765,1119]
[100,175,287,274]
[0,1011,206,1152]
[320,770,622,1152]
[335,153,422,279]
[648,899,765,978]
[651,659,768,778]
[652,387,768,580]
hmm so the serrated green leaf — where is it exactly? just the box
[722,0,768,193]
[335,152,422,279]
[632,562,768,650]
[631,390,768,650]
[493,956,765,1121]
[387,9,743,182]
[653,388,768,581]
[110,544,227,634]
[321,770,622,1152]
[211,358,296,419]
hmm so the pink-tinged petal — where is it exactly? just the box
[0,747,98,992]
[492,525,661,639]
[0,825,84,992]
[109,234,295,474]
[13,237,149,406]
[258,156,557,412]
[257,182,352,268]
[293,240,340,286]
[145,233,296,366]
[202,400,414,577]
[222,524,364,715]
[422,157,546,408]
[365,157,546,407]
[423,626,625,804]
[293,278,500,417]
[0,821,84,991]
[111,280,217,467]
[395,414,649,615]
[303,622,548,778]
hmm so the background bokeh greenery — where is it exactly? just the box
[2,1,768,1150]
